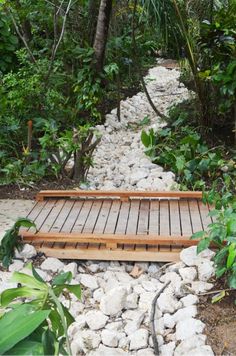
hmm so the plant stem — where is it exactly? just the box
[49,288,72,356]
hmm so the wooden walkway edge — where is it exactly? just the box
[21,190,210,262]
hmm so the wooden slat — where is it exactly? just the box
[189,200,203,233]
[179,200,193,235]
[137,200,150,235]
[40,200,66,232]
[32,200,57,231]
[147,200,160,252]
[26,201,47,221]
[94,200,112,234]
[159,200,171,253]
[61,200,84,233]
[37,189,203,201]
[198,201,212,230]
[50,200,75,233]
[115,201,130,234]
[104,200,121,234]
[71,200,93,233]
[22,231,194,245]
[169,200,181,236]
[82,200,103,233]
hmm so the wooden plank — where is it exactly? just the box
[40,200,66,232]
[61,200,84,233]
[189,200,203,233]
[147,200,160,252]
[104,200,121,234]
[26,201,47,221]
[50,200,75,233]
[115,201,130,234]
[82,200,103,233]
[23,231,194,246]
[179,200,193,235]
[159,200,171,253]
[137,200,150,235]
[36,190,203,201]
[32,200,57,231]
[93,200,112,234]
[198,201,212,230]
[34,245,181,262]
[125,200,140,251]
[71,200,93,233]
[169,200,181,236]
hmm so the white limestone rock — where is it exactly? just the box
[190,346,214,356]
[40,257,64,273]
[176,318,205,341]
[137,348,155,356]
[157,292,182,314]
[197,260,215,281]
[93,287,105,302]
[81,274,99,290]
[129,329,149,350]
[70,329,101,354]
[125,292,138,309]
[180,246,214,267]
[160,341,176,356]
[88,344,128,356]
[68,317,86,338]
[160,272,182,285]
[190,281,214,294]
[8,260,24,272]
[139,292,156,313]
[163,314,175,329]
[63,262,77,278]
[179,267,197,281]
[101,329,119,347]
[15,244,37,259]
[180,294,199,307]
[85,310,109,330]
[100,286,127,316]
[172,306,198,323]
[174,334,206,356]
[87,263,100,273]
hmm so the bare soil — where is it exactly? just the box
[198,279,236,356]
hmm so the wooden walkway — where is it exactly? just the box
[21,190,212,262]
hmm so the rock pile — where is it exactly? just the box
[1,246,215,355]
[87,64,189,191]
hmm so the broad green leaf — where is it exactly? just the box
[190,231,206,240]
[197,238,211,254]
[226,244,236,269]
[53,284,81,300]
[141,130,150,147]
[176,156,185,171]
[227,219,236,236]
[42,328,56,356]
[1,286,44,307]
[11,272,47,290]
[0,305,50,354]
[4,340,44,355]
[215,266,227,278]
[52,272,72,286]
[15,218,37,230]
[228,270,236,289]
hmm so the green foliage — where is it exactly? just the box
[0,15,18,72]
[0,264,81,355]
[141,120,235,191]
[191,202,236,289]
[0,218,36,268]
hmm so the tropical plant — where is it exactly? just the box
[0,218,36,268]
[0,264,81,355]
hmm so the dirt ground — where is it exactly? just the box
[198,279,236,356]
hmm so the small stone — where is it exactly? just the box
[100,286,127,316]
[71,329,101,354]
[174,334,206,356]
[142,280,158,292]
[137,348,155,356]
[74,315,87,329]
[118,336,130,349]
[172,306,197,323]
[35,268,51,282]
[68,317,86,337]
[160,341,176,356]
[190,346,214,356]
[191,281,214,294]
[176,318,205,341]
[87,264,100,273]
[148,264,160,275]
[180,294,199,307]
[88,344,128,356]
[8,260,24,272]
[139,292,156,313]
[106,321,123,331]
[81,274,99,290]
[160,272,182,285]
[157,292,182,314]
[197,260,215,281]
[85,310,109,330]
[179,267,197,281]
[63,262,77,277]
[15,244,37,259]
[93,288,104,302]
[40,257,64,273]
[125,292,138,309]
[129,329,149,350]
[163,314,175,328]
[101,329,119,347]
[154,317,165,336]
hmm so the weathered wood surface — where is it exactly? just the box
[21,190,209,262]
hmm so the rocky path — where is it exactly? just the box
[0,62,215,355]
[87,62,188,191]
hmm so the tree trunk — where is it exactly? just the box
[88,0,100,46]
[93,0,112,72]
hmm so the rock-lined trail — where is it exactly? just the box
[0,61,215,355]
[88,62,188,191]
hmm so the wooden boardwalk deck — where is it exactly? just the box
[21,190,212,262]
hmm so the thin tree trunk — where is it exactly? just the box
[93,0,112,72]
[88,0,100,46]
